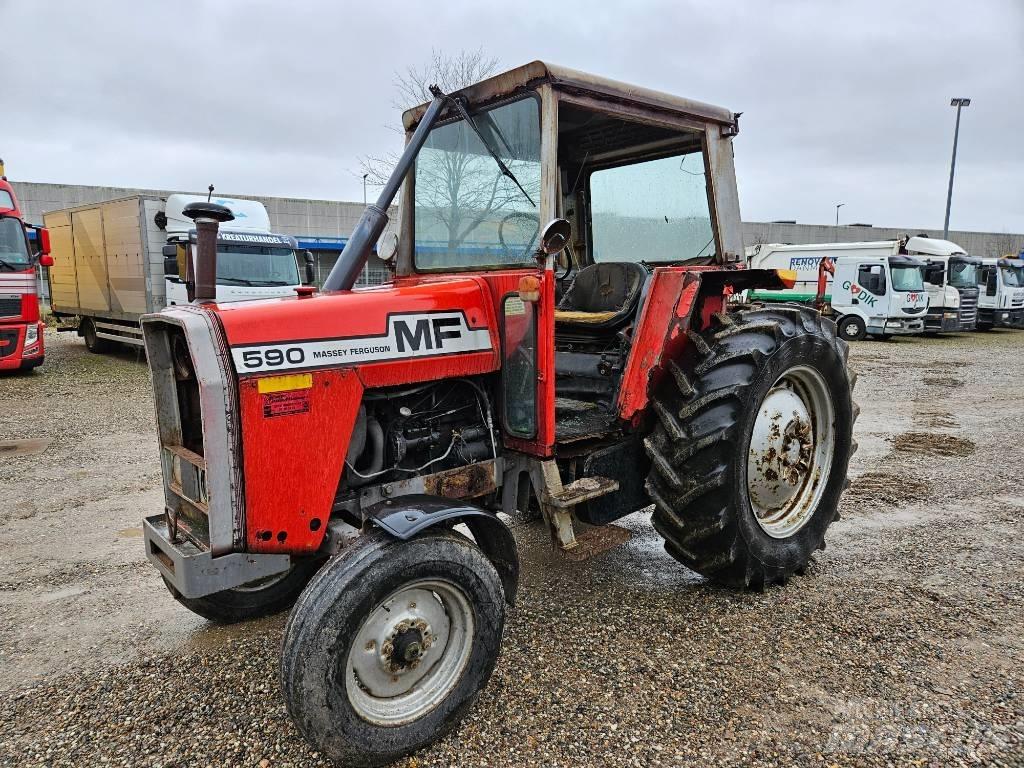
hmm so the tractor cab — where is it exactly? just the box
[392,62,750,455]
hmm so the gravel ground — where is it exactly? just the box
[1,328,1022,767]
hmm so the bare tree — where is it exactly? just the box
[358,49,500,187]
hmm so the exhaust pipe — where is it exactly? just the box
[182,201,234,302]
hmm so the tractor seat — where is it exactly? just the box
[554,262,646,330]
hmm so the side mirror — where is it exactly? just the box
[164,256,180,277]
[38,227,51,256]
[986,272,997,296]
[39,253,54,268]
[538,218,571,256]
[303,250,316,285]
[377,232,399,264]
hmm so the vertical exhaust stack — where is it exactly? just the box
[182,202,234,302]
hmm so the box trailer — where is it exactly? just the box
[45,194,311,352]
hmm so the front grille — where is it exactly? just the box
[1013,295,1024,308]
[0,297,21,318]
[0,328,19,359]
[958,289,978,326]
[903,306,926,315]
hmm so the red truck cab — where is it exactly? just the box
[0,164,52,371]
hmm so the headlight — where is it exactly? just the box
[25,324,39,346]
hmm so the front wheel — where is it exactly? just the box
[162,557,323,623]
[644,304,857,589]
[837,315,866,341]
[281,530,506,767]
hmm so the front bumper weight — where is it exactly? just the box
[144,514,291,599]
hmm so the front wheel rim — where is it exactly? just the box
[346,578,474,726]
[746,365,836,538]
[843,321,860,338]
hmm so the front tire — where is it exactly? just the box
[162,557,322,623]
[644,305,857,589]
[837,315,866,341]
[281,530,506,768]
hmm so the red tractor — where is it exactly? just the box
[140,62,856,766]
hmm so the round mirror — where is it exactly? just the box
[377,231,399,263]
[538,218,571,256]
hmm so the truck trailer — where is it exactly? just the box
[976,256,1024,329]
[45,194,311,352]
[747,241,928,341]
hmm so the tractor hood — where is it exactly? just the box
[209,277,501,382]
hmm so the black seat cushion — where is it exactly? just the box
[556,262,646,328]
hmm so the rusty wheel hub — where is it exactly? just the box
[747,366,835,538]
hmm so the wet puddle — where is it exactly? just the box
[890,432,976,458]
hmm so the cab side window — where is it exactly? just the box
[858,264,886,296]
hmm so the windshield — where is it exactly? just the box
[590,151,714,263]
[214,245,299,286]
[0,216,31,267]
[1002,266,1024,287]
[949,260,978,288]
[890,265,924,291]
[414,96,541,270]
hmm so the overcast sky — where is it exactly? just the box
[3,0,1022,232]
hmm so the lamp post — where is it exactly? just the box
[943,98,970,240]
[363,173,368,206]
[835,203,844,241]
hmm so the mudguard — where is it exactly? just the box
[365,494,519,604]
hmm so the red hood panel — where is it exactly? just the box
[211,277,501,381]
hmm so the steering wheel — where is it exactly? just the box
[498,211,540,260]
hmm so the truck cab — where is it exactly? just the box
[903,236,980,332]
[745,241,927,341]
[830,254,928,340]
[162,194,308,306]
[976,257,1024,329]
[0,168,52,371]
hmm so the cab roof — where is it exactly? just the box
[402,60,737,132]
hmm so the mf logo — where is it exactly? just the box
[842,280,879,307]
[393,316,463,353]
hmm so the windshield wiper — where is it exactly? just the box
[432,85,536,207]
[217,276,256,286]
[0,257,22,271]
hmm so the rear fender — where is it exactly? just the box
[617,267,793,424]
[366,494,519,604]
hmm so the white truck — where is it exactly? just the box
[976,256,1024,330]
[746,241,929,341]
[902,236,980,333]
[46,194,313,352]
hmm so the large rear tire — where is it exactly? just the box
[644,304,857,589]
[281,529,505,767]
[162,557,323,623]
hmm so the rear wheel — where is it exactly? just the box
[281,530,505,767]
[162,557,323,623]
[81,318,111,353]
[837,315,866,341]
[644,304,857,589]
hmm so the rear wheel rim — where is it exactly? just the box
[346,578,474,726]
[746,365,836,538]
